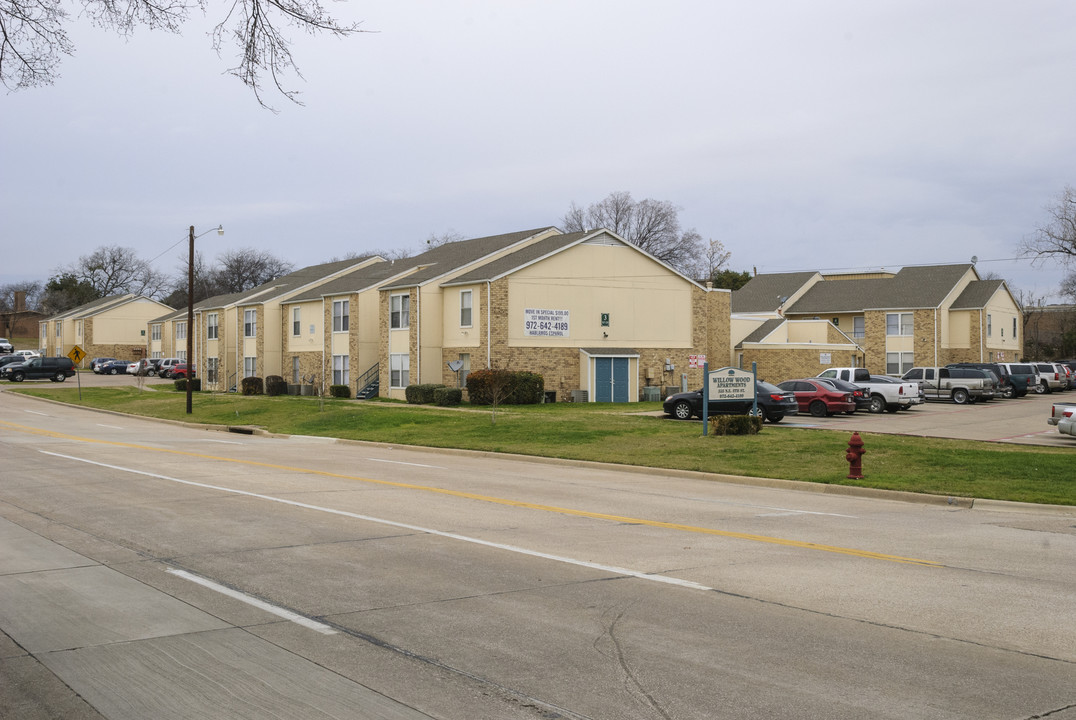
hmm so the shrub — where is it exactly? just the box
[240,376,264,396]
[405,383,446,404]
[329,384,351,398]
[265,375,288,396]
[709,415,763,436]
[174,378,201,392]
[466,369,545,405]
[433,387,462,406]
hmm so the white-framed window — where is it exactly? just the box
[56,321,62,337]
[152,324,162,341]
[332,354,349,385]
[390,294,410,329]
[175,321,186,341]
[460,290,472,327]
[177,349,186,362]
[390,353,409,388]
[886,352,915,375]
[207,357,219,384]
[987,313,992,337]
[207,313,219,340]
[292,307,301,337]
[1013,317,1018,340]
[333,300,349,332]
[244,309,257,338]
[457,353,471,388]
[243,356,256,378]
[852,316,865,339]
[885,313,913,336]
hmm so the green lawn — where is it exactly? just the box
[9,383,1076,506]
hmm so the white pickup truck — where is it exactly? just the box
[816,367,922,413]
[1048,401,1076,436]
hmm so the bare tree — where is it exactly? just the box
[0,0,367,108]
[1020,185,1076,266]
[209,247,294,293]
[1061,272,1076,303]
[425,229,465,248]
[56,245,169,298]
[0,281,44,313]
[561,191,708,275]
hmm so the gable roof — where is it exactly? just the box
[49,294,171,321]
[784,264,978,314]
[737,318,785,345]
[731,272,818,313]
[379,227,557,290]
[950,279,1006,310]
[442,231,594,285]
[288,257,425,301]
[196,257,372,310]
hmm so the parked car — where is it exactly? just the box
[91,357,118,373]
[815,367,920,413]
[0,354,25,370]
[1030,362,1066,393]
[948,362,1027,399]
[812,376,873,412]
[2,356,76,382]
[663,381,798,423]
[170,363,195,379]
[993,362,1039,398]
[901,366,996,404]
[776,378,857,417]
[127,359,157,376]
[1047,401,1076,437]
[14,349,40,359]
[97,359,132,375]
[157,358,182,378]
[0,338,13,353]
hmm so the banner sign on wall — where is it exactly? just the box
[524,308,570,337]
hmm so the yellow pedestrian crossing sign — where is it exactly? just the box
[68,345,87,365]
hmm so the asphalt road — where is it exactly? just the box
[1,391,1074,719]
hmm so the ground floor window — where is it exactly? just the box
[886,352,914,375]
[390,353,409,388]
[244,356,256,378]
[207,357,219,384]
[333,354,349,386]
[457,353,470,388]
[177,350,186,362]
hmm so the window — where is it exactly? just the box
[390,353,409,388]
[885,313,913,336]
[207,357,219,384]
[292,308,301,337]
[987,313,992,337]
[886,352,914,375]
[152,324,162,341]
[207,313,218,340]
[1013,317,1018,340]
[244,309,257,338]
[852,316,865,339]
[56,321,62,337]
[244,356,256,378]
[457,353,471,388]
[177,350,186,362]
[333,354,349,385]
[176,322,186,341]
[333,300,349,332]
[460,290,473,327]
[390,294,410,329]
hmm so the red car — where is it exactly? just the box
[170,363,196,379]
[777,378,857,417]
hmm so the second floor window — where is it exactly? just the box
[333,300,349,332]
[292,308,301,336]
[176,322,186,341]
[390,294,410,329]
[460,290,472,327]
[885,313,913,336]
[852,316,865,339]
[207,313,219,340]
[244,309,257,338]
[152,324,162,341]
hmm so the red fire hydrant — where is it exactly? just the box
[845,432,866,479]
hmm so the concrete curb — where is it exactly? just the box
[6,388,1074,517]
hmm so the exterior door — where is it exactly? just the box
[595,357,630,402]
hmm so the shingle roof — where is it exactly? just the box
[950,279,1005,309]
[731,272,817,313]
[51,294,136,320]
[287,258,424,302]
[785,264,977,314]
[196,257,369,310]
[444,232,591,285]
[379,227,557,290]
[737,318,785,345]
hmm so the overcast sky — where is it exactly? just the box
[3,1,1075,302]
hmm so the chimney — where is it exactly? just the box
[14,291,26,312]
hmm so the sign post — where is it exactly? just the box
[67,344,86,401]
[703,365,758,436]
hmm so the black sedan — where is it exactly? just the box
[663,381,799,423]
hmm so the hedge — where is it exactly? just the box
[265,375,288,396]
[466,369,544,405]
[174,378,201,392]
[405,384,446,404]
[433,387,462,406]
[708,415,763,436]
[329,384,351,398]
[240,376,264,396]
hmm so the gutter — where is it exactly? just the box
[486,281,492,368]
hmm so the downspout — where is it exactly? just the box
[416,288,421,384]
[486,281,492,368]
[321,297,326,394]
[979,310,985,362]
[933,308,938,367]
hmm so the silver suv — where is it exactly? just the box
[157,358,182,377]
[0,338,13,354]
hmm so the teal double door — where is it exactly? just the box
[595,357,630,403]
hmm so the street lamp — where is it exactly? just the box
[187,224,224,414]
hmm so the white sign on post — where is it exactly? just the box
[707,367,756,400]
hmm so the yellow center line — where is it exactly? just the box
[1,420,943,567]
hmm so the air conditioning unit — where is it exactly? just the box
[571,389,588,403]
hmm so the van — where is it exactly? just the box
[2,356,76,382]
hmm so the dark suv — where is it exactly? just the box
[2,356,76,382]
[947,362,1031,399]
